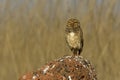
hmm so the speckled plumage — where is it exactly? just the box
[65,18,83,56]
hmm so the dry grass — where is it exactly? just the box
[0,0,120,80]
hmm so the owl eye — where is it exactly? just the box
[65,28,71,33]
[74,23,78,27]
[74,27,80,32]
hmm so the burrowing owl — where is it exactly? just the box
[65,18,83,56]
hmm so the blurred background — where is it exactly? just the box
[0,0,120,80]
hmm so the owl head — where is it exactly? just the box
[66,18,80,33]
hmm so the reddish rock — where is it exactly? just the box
[19,56,97,80]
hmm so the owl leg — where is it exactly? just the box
[74,50,77,56]
[71,48,77,56]
[78,50,80,55]
[78,48,82,55]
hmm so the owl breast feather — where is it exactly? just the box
[67,32,81,49]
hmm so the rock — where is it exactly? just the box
[19,56,97,80]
